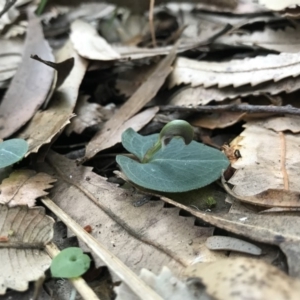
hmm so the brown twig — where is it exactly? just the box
[160,104,300,116]
[149,0,157,47]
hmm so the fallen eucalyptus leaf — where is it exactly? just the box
[0,205,54,294]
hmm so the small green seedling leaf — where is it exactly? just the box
[50,247,91,278]
[0,139,28,169]
[117,127,230,192]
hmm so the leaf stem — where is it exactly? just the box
[142,120,194,163]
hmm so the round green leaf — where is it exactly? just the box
[50,247,91,278]
[0,139,28,169]
[117,129,229,192]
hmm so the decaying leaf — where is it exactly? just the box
[169,76,300,106]
[82,44,176,162]
[0,170,56,207]
[217,25,300,53]
[71,19,121,61]
[160,195,300,277]
[205,236,262,255]
[116,266,213,300]
[39,151,224,279]
[169,53,300,89]
[227,116,300,203]
[65,95,104,135]
[0,11,54,139]
[0,205,54,294]
[185,257,300,300]
[17,40,88,155]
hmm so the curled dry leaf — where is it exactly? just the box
[185,257,300,300]
[0,10,54,139]
[227,116,300,206]
[205,236,262,255]
[0,0,19,32]
[17,40,88,155]
[0,205,54,294]
[116,266,213,300]
[0,169,56,207]
[169,53,300,89]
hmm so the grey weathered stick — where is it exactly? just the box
[160,104,300,116]
[42,197,163,300]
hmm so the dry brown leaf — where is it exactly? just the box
[71,19,121,61]
[185,257,300,300]
[169,53,300,89]
[0,170,56,207]
[227,116,300,200]
[0,11,54,139]
[0,38,23,82]
[217,25,300,53]
[17,40,88,155]
[258,0,300,11]
[66,95,104,135]
[169,76,300,105]
[160,195,300,277]
[39,151,224,279]
[190,111,245,129]
[0,205,54,294]
[82,44,176,162]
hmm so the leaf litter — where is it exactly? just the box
[2,0,300,299]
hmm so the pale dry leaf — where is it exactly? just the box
[160,195,300,277]
[205,236,262,255]
[228,116,300,198]
[0,38,23,82]
[169,53,300,88]
[17,40,88,155]
[217,25,300,53]
[70,19,121,61]
[66,95,104,135]
[0,0,19,32]
[258,0,300,11]
[116,266,213,300]
[0,170,56,207]
[185,257,300,300]
[169,76,300,105]
[4,20,27,38]
[39,151,224,279]
[0,205,54,294]
[0,11,54,139]
[83,45,176,162]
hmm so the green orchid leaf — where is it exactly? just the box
[117,129,230,193]
[0,139,28,169]
[50,247,91,278]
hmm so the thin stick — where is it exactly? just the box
[45,242,100,300]
[149,0,157,47]
[42,197,163,300]
[160,104,300,116]
[279,132,289,190]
